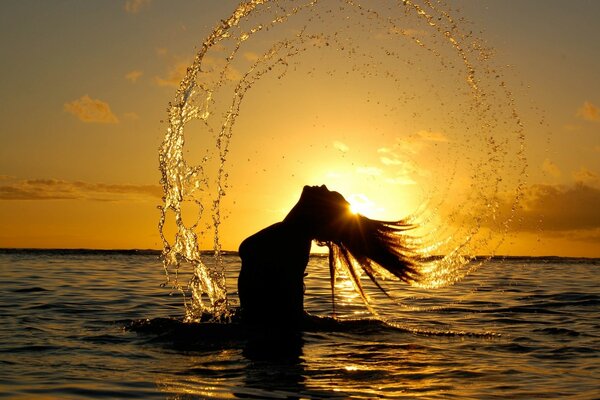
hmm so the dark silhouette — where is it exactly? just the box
[238,185,419,326]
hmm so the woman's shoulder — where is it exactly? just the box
[239,222,284,253]
[239,221,310,256]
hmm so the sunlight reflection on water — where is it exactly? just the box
[1,252,598,398]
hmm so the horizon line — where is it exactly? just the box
[0,247,598,260]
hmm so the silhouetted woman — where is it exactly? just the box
[238,185,419,326]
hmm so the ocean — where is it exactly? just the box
[0,249,598,399]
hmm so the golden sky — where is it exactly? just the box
[0,0,599,257]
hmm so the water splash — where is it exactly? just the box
[158,0,527,320]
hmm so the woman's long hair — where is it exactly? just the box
[290,185,421,313]
[318,214,420,314]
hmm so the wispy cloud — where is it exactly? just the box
[154,61,188,88]
[415,130,449,142]
[124,0,151,14]
[576,101,600,122]
[383,158,421,185]
[333,141,349,153]
[377,138,430,184]
[385,175,417,185]
[0,178,161,201]
[64,95,119,124]
[380,129,449,156]
[125,69,143,83]
[542,158,561,178]
[380,156,403,166]
[346,193,385,215]
[572,166,599,186]
[154,44,242,87]
[201,56,242,82]
[356,166,383,176]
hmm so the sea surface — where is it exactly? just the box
[0,249,598,399]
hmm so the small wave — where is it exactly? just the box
[534,327,581,337]
[382,320,501,338]
[494,305,563,315]
[80,333,130,345]
[512,293,600,312]
[0,344,62,353]
[12,286,49,293]
[291,315,502,338]
[533,345,598,359]
[494,343,537,354]
[125,314,501,345]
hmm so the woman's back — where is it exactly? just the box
[238,222,312,326]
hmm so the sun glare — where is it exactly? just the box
[347,193,376,216]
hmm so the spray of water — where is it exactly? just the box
[158,0,527,321]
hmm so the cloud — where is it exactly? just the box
[415,130,449,142]
[380,156,403,166]
[155,55,242,88]
[521,183,600,232]
[333,141,349,153]
[125,70,143,83]
[487,183,600,234]
[386,159,421,185]
[380,130,449,156]
[202,56,242,81]
[572,166,599,186]
[347,193,385,215]
[0,178,161,201]
[542,158,561,178]
[64,95,119,124]
[385,176,417,185]
[376,142,431,186]
[576,101,600,122]
[124,0,150,14]
[154,61,188,88]
[356,166,383,176]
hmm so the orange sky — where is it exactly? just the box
[0,0,599,257]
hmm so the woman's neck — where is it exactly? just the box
[282,204,316,239]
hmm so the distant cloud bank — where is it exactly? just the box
[0,178,161,201]
[479,178,600,245]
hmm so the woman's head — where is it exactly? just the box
[285,185,419,282]
[285,185,355,240]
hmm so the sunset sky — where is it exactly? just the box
[1,0,599,257]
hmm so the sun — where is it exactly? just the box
[347,193,377,216]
